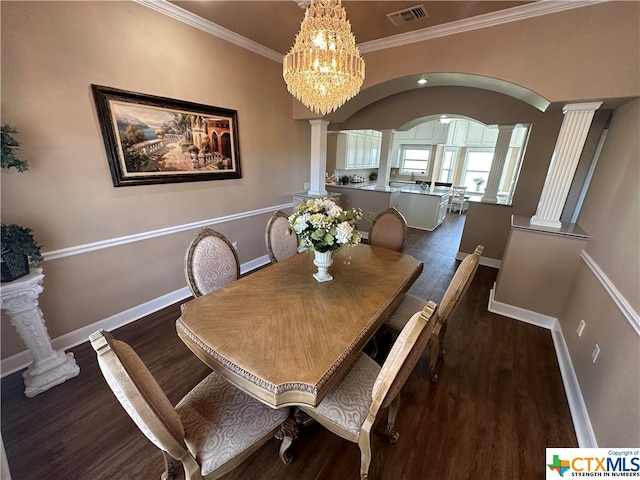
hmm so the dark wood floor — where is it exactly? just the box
[1,213,577,480]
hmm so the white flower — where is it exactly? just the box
[291,213,310,234]
[335,221,354,244]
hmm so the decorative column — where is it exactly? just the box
[531,102,602,228]
[452,147,467,185]
[375,129,395,190]
[0,269,80,397]
[307,119,329,196]
[482,125,515,203]
[429,144,445,192]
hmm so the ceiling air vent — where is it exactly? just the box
[386,4,428,26]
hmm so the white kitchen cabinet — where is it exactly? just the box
[447,119,498,147]
[336,130,381,170]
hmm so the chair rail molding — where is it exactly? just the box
[42,202,293,261]
[580,250,640,336]
[0,253,271,379]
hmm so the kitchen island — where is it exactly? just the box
[397,186,451,231]
[325,183,451,232]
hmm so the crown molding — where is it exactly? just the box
[134,0,283,62]
[358,0,607,53]
[136,0,605,61]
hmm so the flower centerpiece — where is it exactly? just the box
[288,197,362,282]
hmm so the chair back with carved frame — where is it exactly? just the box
[300,302,438,480]
[185,228,240,298]
[383,245,484,381]
[90,329,288,480]
[368,207,408,252]
[265,210,298,263]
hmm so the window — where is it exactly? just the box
[439,148,457,182]
[462,149,493,191]
[400,145,430,173]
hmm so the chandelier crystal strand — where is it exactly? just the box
[283,0,365,115]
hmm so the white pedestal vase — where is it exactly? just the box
[0,269,80,397]
[313,250,334,282]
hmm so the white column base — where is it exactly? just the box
[307,188,328,197]
[530,215,562,229]
[23,350,80,398]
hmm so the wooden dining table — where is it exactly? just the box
[176,244,423,410]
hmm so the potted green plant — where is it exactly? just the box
[1,124,44,282]
[1,224,43,281]
[1,124,29,172]
[472,177,485,191]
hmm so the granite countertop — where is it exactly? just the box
[399,185,451,197]
[327,182,379,190]
[327,183,403,193]
[511,215,590,239]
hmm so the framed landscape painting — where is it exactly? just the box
[91,85,241,186]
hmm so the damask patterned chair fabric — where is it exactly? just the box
[299,303,438,480]
[368,207,408,253]
[90,329,288,480]
[185,228,240,298]
[265,210,299,263]
[384,245,484,382]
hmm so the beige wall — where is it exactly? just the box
[576,99,640,313]
[494,228,588,318]
[0,1,310,358]
[558,98,640,446]
[562,262,640,447]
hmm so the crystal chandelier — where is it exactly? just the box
[283,0,365,115]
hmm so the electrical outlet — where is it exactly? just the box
[591,344,600,363]
[576,319,586,337]
[232,241,238,250]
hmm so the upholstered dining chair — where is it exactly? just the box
[299,302,439,480]
[265,210,299,263]
[90,329,289,480]
[184,228,240,298]
[449,186,469,214]
[384,245,484,382]
[368,207,408,252]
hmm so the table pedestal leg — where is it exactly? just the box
[276,409,299,464]
[275,406,317,464]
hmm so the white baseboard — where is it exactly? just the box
[488,284,598,448]
[0,255,272,378]
[456,251,501,269]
